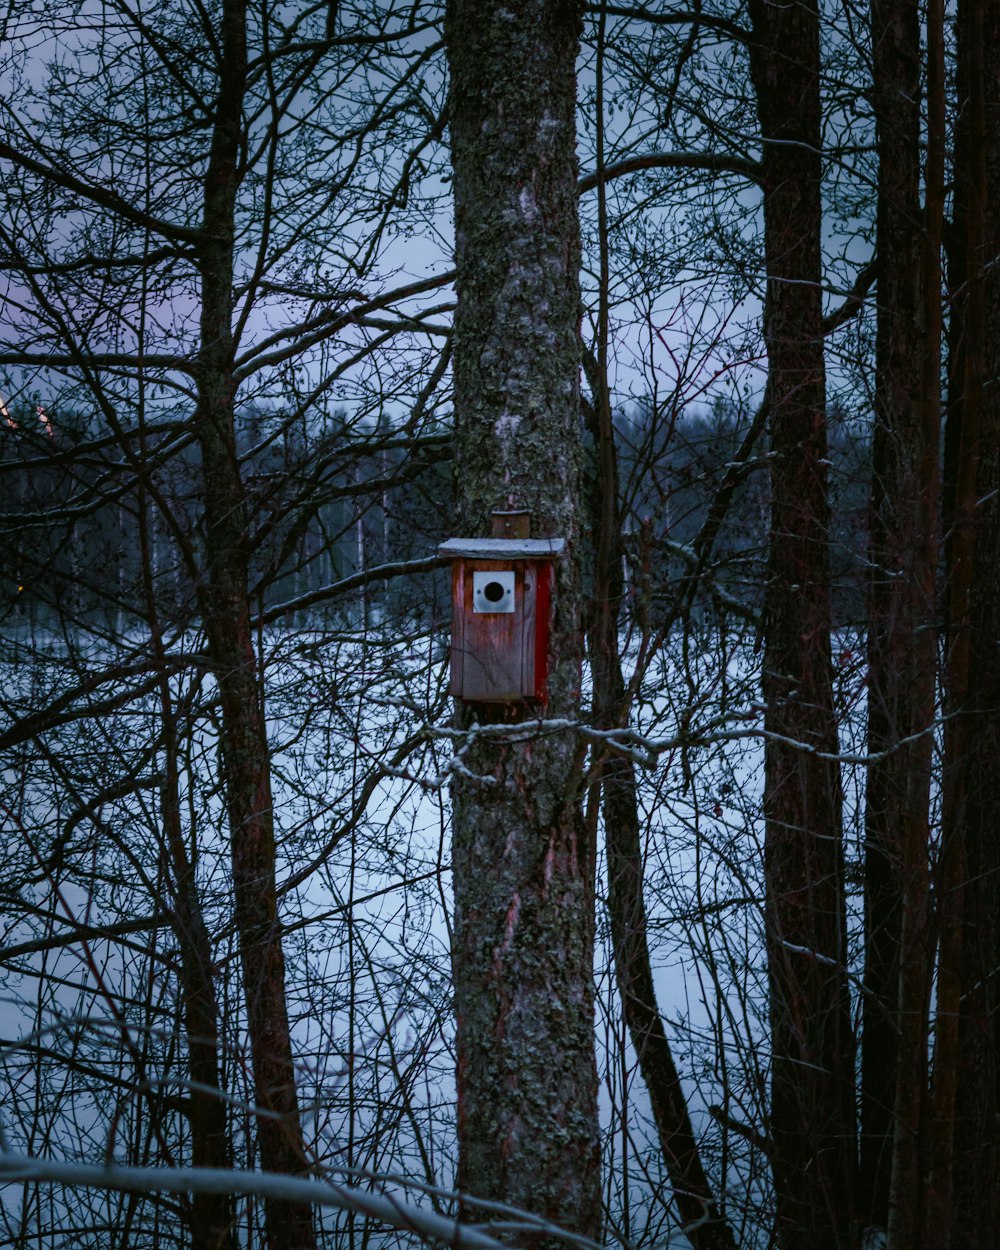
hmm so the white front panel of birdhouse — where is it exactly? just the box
[472,569,515,613]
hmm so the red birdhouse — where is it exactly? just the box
[438,531,564,704]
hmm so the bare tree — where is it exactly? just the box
[748,1,857,1245]
[579,11,738,1248]
[861,1,940,1244]
[942,1,1000,1245]
[0,3,455,1247]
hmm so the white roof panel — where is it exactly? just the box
[437,537,566,559]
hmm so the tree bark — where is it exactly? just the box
[196,3,314,1247]
[444,1,602,1243]
[748,3,858,1246]
[915,5,954,1246]
[944,3,999,1246]
[862,1,939,1245]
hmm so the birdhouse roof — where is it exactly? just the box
[437,537,566,559]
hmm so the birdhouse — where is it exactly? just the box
[438,521,564,705]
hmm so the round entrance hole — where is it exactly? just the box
[483,580,506,603]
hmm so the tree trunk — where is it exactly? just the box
[582,341,734,1249]
[916,4,954,1246]
[944,3,999,1246]
[862,1,939,1244]
[748,3,858,1246]
[196,3,314,1248]
[444,1,602,1242]
[163,748,239,1250]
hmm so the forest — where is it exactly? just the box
[0,1,996,1249]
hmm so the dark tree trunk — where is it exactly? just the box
[195,3,314,1247]
[945,3,1000,1246]
[163,751,239,1250]
[862,1,939,1244]
[748,3,858,1247]
[930,276,967,1233]
[137,402,238,1250]
[582,344,734,1250]
[444,1,602,1242]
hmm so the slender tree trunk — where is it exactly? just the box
[862,2,939,1245]
[444,1,602,1242]
[581,28,727,1235]
[141,518,238,1250]
[748,4,858,1246]
[163,746,239,1250]
[129,154,239,1250]
[583,361,735,1249]
[196,3,314,1247]
[943,3,999,1246]
[916,5,955,1247]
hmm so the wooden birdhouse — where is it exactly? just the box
[439,513,564,705]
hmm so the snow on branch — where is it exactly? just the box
[0,1153,623,1250]
[430,708,944,774]
[0,1154,502,1250]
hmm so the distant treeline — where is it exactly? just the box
[1,397,870,634]
[608,398,869,628]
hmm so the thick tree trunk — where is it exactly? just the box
[862,1,938,1244]
[944,4,1000,1246]
[196,3,314,1248]
[444,1,602,1242]
[748,3,858,1247]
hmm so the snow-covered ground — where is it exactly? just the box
[0,620,869,1248]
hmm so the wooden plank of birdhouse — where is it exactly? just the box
[449,560,466,698]
[520,561,538,698]
[529,560,553,702]
[491,510,532,539]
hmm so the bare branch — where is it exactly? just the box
[0,142,202,244]
[259,555,446,626]
[579,151,763,192]
[0,1154,508,1250]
